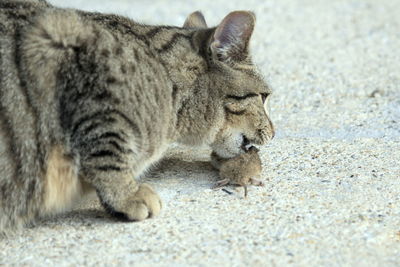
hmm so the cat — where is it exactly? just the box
[0,0,274,235]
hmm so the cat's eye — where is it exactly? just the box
[261,93,269,103]
[224,106,246,116]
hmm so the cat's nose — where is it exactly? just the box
[257,126,274,143]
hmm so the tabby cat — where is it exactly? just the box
[0,0,274,235]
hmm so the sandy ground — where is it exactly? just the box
[1,0,399,266]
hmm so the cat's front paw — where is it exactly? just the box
[115,183,162,221]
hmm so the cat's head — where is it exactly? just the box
[184,11,275,158]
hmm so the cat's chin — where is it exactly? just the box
[210,145,244,159]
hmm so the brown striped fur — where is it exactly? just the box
[0,0,274,235]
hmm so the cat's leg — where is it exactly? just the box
[82,167,162,221]
[98,178,161,221]
[80,161,161,221]
[75,127,162,221]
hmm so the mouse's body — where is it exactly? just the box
[213,146,263,197]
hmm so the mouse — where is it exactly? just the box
[212,146,264,197]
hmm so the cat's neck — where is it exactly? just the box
[148,28,220,146]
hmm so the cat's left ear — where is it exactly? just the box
[183,11,207,29]
[210,11,255,63]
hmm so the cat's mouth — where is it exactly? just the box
[241,135,253,152]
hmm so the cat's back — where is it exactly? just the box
[0,0,49,30]
[0,0,50,80]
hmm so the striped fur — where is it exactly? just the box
[0,0,274,235]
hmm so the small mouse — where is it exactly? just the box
[212,146,264,197]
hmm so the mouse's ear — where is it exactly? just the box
[183,11,207,29]
[249,146,260,152]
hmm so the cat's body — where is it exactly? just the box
[0,0,274,235]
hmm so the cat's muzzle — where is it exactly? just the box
[241,135,253,152]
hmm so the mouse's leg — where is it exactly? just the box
[243,185,248,198]
[212,178,230,189]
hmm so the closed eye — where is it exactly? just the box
[226,93,258,101]
[224,107,246,115]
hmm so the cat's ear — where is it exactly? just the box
[183,11,207,29]
[210,11,255,63]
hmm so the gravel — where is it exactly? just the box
[1,0,399,266]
